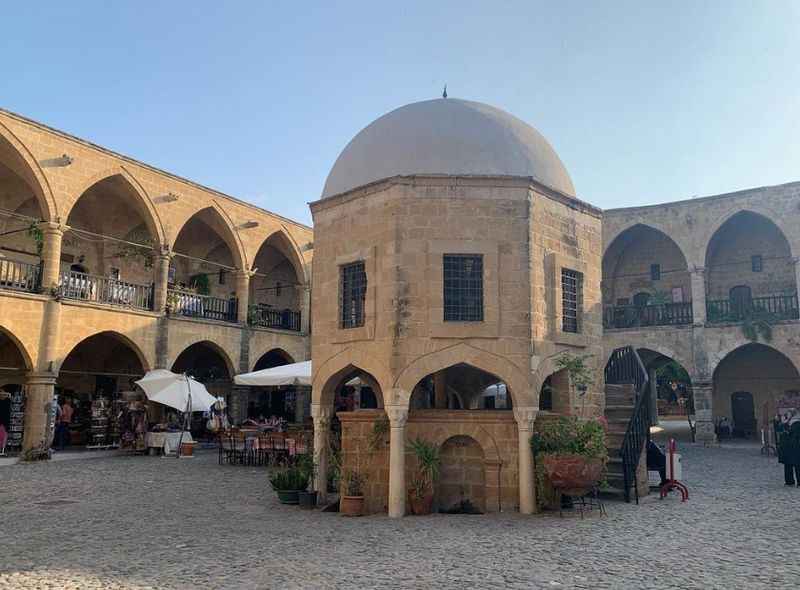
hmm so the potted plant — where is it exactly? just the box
[531,416,607,502]
[269,466,309,505]
[295,452,318,509]
[340,467,367,516]
[407,437,441,515]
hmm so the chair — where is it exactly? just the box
[231,431,248,465]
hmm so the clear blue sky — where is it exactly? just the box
[3,1,799,226]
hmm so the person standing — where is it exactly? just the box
[57,398,74,450]
[778,411,800,486]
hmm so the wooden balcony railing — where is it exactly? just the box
[706,293,799,323]
[0,258,41,293]
[168,288,238,323]
[248,304,301,331]
[59,270,154,310]
[603,301,693,330]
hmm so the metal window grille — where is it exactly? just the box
[650,264,661,281]
[340,261,367,329]
[751,255,763,273]
[443,254,483,322]
[561,268,583,333]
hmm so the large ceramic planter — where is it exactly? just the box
[298,490,318,509]
[180,443,194,457]
[408,490,434,515]
[340,495,365,516]
[275,490,300,505]
[541,454,603,497]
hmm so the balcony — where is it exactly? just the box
[59,270,154,311]
[167,288,238,323]
[0,258,41,294]
[248,304,301,331]
[706,293,799,324]
[603,301,693,330]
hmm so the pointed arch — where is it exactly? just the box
[67,166,166,245]
[312,347,391,407]
[56,330,150,374]
[0,324,33,371]
[702,207,795,264]
[172,203,246,270]
[394,343,531,407]
[170,339,236,380]
[252,227,307,286]
[0,120,57,221]
[604,220,691,265]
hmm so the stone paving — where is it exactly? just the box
[1,438,799,589]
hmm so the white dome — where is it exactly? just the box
[322,98,575,198]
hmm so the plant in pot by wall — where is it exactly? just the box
[530,416,607,508]
[269,466,309,505]
[295,451,318,509]
[407,437,441,515]
[554,353,594,415]
[340,467,368,516]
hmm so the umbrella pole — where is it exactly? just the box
[176,374,192,458]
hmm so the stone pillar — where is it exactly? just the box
[311,404,333,504]
[434,370,447,409]
[514,406,538,514]
[300,283,311,334]
[690,267,706,325]
[693,380,716,444]
[152,248,171,313]
[39,222,65,292]
[386,405,409,518]
[352,383,362,410]
[294,388,306,423]
[21,373,57,455]
[234,270,251,325]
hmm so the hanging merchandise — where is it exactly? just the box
[8,389,25,451]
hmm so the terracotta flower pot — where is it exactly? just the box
[408,489,434,515]
[340,495,365,516]
[180,443,194,457]
[541,454,603,496]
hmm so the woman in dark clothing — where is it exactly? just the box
[777,413,800,486]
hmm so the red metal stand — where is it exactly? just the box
[659,438,689,501]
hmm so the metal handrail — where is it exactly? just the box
[0,257,42,293]
[605,345,650,504]
[603,302,693,329]
[168,288,238,323]
[706,292,799,323]
[247,304,301,331]
[59,270,153,310]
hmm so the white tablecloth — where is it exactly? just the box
[145,432,193,455]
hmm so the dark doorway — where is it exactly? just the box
[731,391,756,438]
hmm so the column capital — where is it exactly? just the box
[690,265,706,275]
[311,404,333,427]
[234,268,255,279]
[38,220,68,235]
[385,405,409,428]
[155,245,172,259]
[513,406,538,432]
[25,372,58,387]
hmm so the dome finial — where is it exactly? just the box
[442,84,447,99]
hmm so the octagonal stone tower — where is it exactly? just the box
[309,98,602,517]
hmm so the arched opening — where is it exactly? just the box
[61,175,159,310]
[408,364,513,411]
[437,435,486,514]
[602,224,692,328]
[713,343,800,440]
[171,341,233,438]
[636,348,694,440]
[56,332,147,449]
[705,211,798,322]
[249,231,304,331]
[538,369,570,414]
[246,349,308,425]
[170,208,241,322]
[0,137,48,294]
[0,328,31,453]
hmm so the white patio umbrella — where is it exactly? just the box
[135,370,217,457]
[234,360,312,387]
[135,369,217,412]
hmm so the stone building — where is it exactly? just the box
[0,108,312,454]
[3,96,798,516]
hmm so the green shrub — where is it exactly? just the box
[269,467,309,491]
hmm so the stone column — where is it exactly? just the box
[514,406,538,514]
[39,222,65,292]
[229,385,250,425]
[234,270,251,325]
[152,248,171,313]
[311,404,333,504]
[21,373,57,455]
[386,405,409,518]
[300,283,311,333]
[693,380,716,444]
[434,370,447,409]
[690,267,707,325]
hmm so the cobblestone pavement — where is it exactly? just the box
[1,441,798,590]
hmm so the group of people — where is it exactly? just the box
[776,409,800,486]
